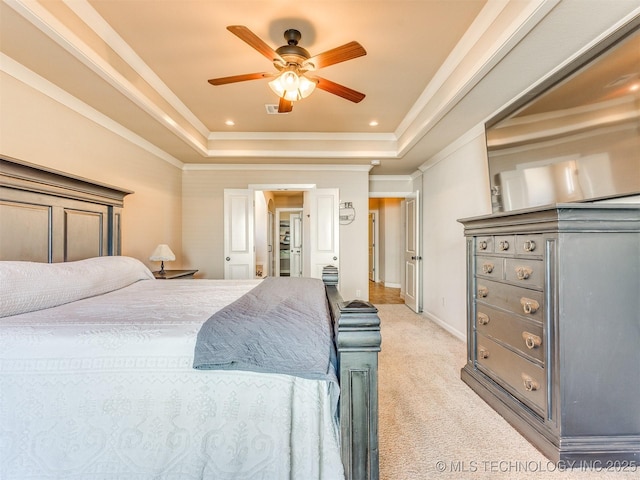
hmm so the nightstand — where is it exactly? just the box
[153,269,198,279]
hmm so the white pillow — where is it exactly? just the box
[0,256,154,318]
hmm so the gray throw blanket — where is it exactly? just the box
[193,277,337,383]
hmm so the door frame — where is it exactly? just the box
[369,191,422,311]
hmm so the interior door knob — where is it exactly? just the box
[225,257,230,261]
[333,256,338,261]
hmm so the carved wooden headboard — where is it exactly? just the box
[0,156,132,263]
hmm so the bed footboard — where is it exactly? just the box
[323,266,381,480]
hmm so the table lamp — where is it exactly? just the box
[149,244,175,274]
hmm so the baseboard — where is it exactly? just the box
[421,310,466,342]
[382,282,401,289]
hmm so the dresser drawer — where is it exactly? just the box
[476,236,493,254]
[476,279,543,321]
[476,334,546,416]
[494,235,514,254]
[504,258,544,290]
[476,305,544,363]
[476,255,503,280]
[515,234,543,256]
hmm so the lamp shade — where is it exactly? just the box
[149,244,175,261]
[269,71,317,102]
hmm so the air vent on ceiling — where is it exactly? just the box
[265,104,289,114]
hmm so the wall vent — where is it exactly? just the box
[265,104,289,114]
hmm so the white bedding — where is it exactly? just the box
[0,272,344,479]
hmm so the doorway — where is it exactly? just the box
[369,282,404,304]
[368,198,405,305]
[276,208,303,277]
[225,185,339,280]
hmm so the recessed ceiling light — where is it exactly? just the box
[225,120,235,126]
[369,120,379,127]
[630,83,640,92]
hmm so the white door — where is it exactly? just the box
[404,191,421,312]
[368,211,376,282]
[290,212,303,277]
[223,189,254,279]
[267,210,274,277]
[305,188,339,279]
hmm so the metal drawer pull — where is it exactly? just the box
[477,313,490,326]
[523,240,536,252]
[477,286,488,298]
[520,297,539,314]
[479,348,489,359]
[522,374,539,392]
[482,263,494,274]
[478,240,488,251]
[522,331,542,349]
[499,240,510,251]
[515,266,533,280]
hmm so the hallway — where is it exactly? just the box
[369,282,404,305]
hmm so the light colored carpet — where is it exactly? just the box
[376,304,638,479]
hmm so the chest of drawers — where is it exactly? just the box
[459,204,640,464]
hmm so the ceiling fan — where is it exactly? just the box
[208,25,367,113]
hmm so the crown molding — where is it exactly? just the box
[208,131,396,142]
[395,0,560,158]
[368,175,414,182]
[1,53,185,170]
[6,0,208,157]
[183,163,372,172]
[64,0,210,138]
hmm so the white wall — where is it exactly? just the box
[182,167,370,300]
[420,127,492,339]
[0,72,184,271]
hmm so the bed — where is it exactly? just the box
[0,156,381,480]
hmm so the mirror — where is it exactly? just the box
[486,21,640,212]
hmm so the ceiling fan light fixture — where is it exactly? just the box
[209,26,366,108]
[269,69,317,102]
[298,75,317,98]
[269,70,297,98]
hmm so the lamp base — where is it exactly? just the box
[159,261,166,274]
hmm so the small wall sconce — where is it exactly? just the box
[149,244,175,274]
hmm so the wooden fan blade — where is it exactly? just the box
[305,41,366,70]
[227,25,283,63]
[278,97,293,113]
[208,72,274,85]
[314,76,365,103]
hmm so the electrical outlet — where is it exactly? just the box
[356,289,361,298]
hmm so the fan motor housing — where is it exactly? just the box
[276,29,310,64]
[275,48,310,65]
